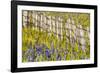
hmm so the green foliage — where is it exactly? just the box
[74,41,79,52]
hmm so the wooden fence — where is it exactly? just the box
[22,10,90,51]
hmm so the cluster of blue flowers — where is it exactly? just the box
[24,44,68,62]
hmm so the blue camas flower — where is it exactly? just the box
[36,47,42,55]
[25,47,35,62]
[45,48,51,58]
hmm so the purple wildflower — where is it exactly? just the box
[25,47,35,62]
[45,48,51,58]
[36,47,42,55]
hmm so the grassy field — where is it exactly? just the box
[22,11,90,62]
